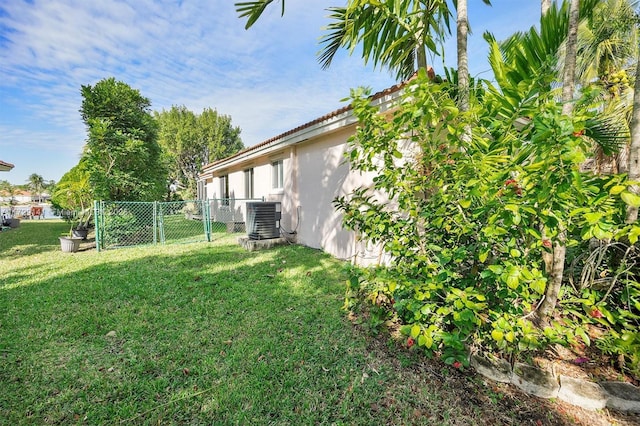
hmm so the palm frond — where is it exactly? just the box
[235,0,281,30]
[585,107,630,156]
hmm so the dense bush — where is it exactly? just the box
[337,70,640,375]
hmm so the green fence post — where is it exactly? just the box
[94,200,100,252]
[203,199,211,242]
[153,201,159,245]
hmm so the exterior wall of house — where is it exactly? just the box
[204,151,295,231]
[295,127,386,265]
[295,128,353,259]
[200,125,386,265]
[198,84,402,265]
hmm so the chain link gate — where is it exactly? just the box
[94,198,262,251]
[94,200,210,251]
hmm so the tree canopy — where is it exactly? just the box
[155,106,243,199]
[80,77,167,202]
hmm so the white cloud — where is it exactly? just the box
[0,0,540,184]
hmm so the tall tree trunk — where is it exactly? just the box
[457,0,469,113]
[538,0,580,324]
[561,0,580,116]
[541,0,552,16]
[626,55,640,223]
[416,45,428,72]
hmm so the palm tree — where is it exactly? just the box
[573,0,639,173]
[485,0,610,324]
[27,173,45,203]
[561,0,580,115]
[626,53,640,223]
[536,0,581,324]
[457,0,470,113]
[575,0,638,84]
[236,1,490,83]
[317,0,452,81]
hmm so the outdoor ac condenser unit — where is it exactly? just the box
[246,202,281,240]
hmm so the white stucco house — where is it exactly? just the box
[198,82,406,265]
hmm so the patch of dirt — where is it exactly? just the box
[350,316,640,426]
[532,342,638,388]
[523,323,638,388]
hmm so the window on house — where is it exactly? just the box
[197,180,206,200]
[244,168,254,199]
[272,160,283,190]
[220,175,229,205]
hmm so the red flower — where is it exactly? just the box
[504,179,522,195]
[573,130,585,137]
[407,337,415,348]
[452,361,462,369]
[590,308,603,319]
[542,239,552,248]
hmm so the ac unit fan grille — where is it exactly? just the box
[246,202,281,240]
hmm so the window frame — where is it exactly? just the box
[271,160,284,190]
[220,174,229,205]
[244,168,254,199]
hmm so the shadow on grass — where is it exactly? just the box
[0,222,635,425]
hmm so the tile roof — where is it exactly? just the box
[0,160,15,170]
[203,80,408,170]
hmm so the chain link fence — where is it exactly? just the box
[94,198,263,251]
[208,197,264,233]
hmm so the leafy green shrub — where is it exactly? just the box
[337,69,640,371]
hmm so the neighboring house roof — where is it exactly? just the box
[201,80,408,174]
[0,160,14,172]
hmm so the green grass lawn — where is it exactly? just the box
[0,221,631,425]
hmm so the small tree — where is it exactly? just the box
[51,162,93,232]
[80,77,167,202]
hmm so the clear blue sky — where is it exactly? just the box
[0,0,539,186]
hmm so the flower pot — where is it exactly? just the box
[59,236,82,253]
[72,228,88,240]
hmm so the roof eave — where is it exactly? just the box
[0,160,15,171]
[201,83,403,175]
